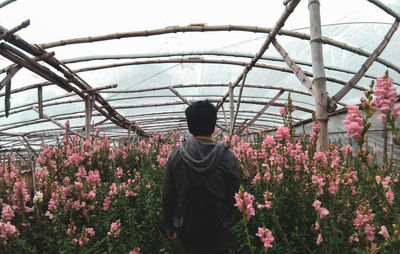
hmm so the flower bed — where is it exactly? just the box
[1,73,400,253]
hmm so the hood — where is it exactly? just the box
[178,137,226,174]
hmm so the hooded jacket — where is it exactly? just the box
[162,137,240,231]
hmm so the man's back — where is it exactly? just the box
[162,137,240,252]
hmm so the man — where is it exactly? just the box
[162,100,240,254]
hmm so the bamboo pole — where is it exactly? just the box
[216,0,301,110]
[37,25,400,73]
[309,0,328,152]
[85,95,95,138]
[229,83,234,134]
[272,39,314,95]
[367,0,400,20]
[37,85,43,118]
[31,106,86,139]
[0,28,147,136]
[168,86,191,105]
[331,20,399,107]
[4,70,10,117]
[232,73,247,133]
[236,90,285,134]
[0,0,16,8]
[0,20,30,40]
[0,65,21,92]
[67,58,362,92]
[56,52,398,86]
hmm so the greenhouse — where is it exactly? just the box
[1,0,400,253]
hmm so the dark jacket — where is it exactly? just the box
[162,137,240,232]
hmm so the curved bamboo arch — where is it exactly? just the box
[0,0,399,158]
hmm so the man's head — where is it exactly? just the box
[185,100,217,136]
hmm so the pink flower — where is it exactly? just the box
[107,219,121,239]
[129,247,141,254]
[262,135,276,148]
[385,189,394,204]
[87,190,96,201]
[343,105,364,142]
[256,227,274,252]
[276,126,290,143]
[279,107,286,116]
[234,190,255,221]
[103,197,111,211]
[1,204,14,221]
[378,226,390,240]
[312,200,321,210]
[319,208,329,219]
[312,122,321,133]
[0,221,19,245]
[373,74,398,120]
[316,233,323,245]
[85,228,95,237]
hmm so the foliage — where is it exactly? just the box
[1,73,400,253]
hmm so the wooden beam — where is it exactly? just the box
[216,0,301,111]
[272,38,314,94]
[0,20,30,40]
[0,65,21,92]
[31,106,86,139]
[236,90,285,134]
[331,20,399,106]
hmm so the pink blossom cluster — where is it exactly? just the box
[256,227,274,252]
[276,126,290,143]
[0,221,19,245]
[373,74,400,121]
[312,200,329,219]
[353,205,376,249]
[343,105,364,142]
[107,219,121,239]
[234,190,255,221]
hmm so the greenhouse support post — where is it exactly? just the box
[308,0,328,152]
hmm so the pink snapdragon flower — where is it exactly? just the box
[0,221,19,245]
[312,200,329,219]
[1,204,14,221]
[262,135,276,148]
[276,126,290,143]
[85,228,95,237]
[343,105,364,142]
[373,74,398,120]
[256,227,274,252]
[378,226,390,240]
[107,219,121,239]
[129,247,141,254]
[234,190,255,221]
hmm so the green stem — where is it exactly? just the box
[242,212,254,254]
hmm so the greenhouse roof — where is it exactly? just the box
[0,0,400,157]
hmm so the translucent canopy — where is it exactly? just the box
[0,0,399,155]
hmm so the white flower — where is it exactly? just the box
[45,211,54,220]
[33,191,44,204]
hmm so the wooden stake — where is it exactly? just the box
[309,0,328,152]
[38,85,43,118]
[5,70,10,117]
[85,95,95,138]
[229,83,234,134]
[0,20,30,40]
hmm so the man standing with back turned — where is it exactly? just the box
[162,100,240,254]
